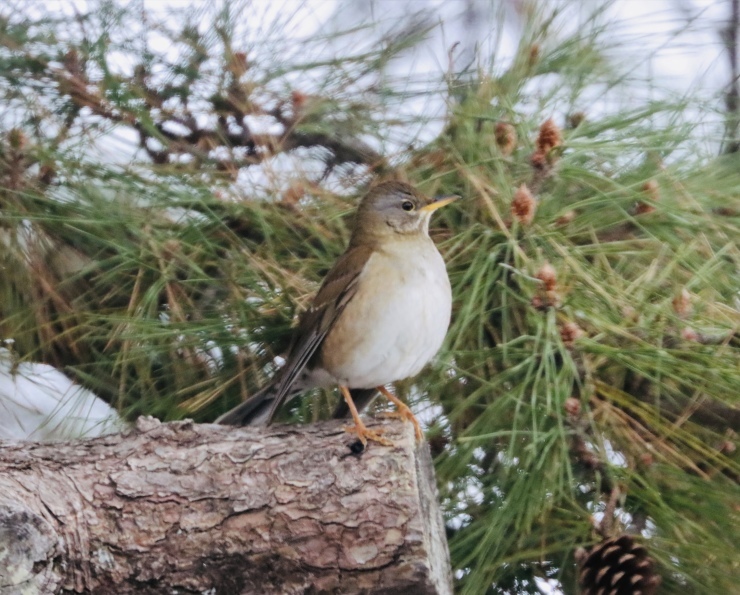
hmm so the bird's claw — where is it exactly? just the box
[380,406,424,442]
[343,423,393,447]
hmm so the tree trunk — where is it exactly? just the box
[0,417,453,595]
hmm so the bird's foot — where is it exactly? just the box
[380,406,424,442]
[343,421,393,447]
[376,386,424,442]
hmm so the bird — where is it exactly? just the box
[217,180,457,446]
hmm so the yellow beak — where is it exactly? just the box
[419,195,460,213]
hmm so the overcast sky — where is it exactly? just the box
[35,0,733,189]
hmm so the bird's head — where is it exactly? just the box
[352,181,458,242]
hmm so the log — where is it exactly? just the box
[0,417,453,595]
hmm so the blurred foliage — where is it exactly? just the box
[1,1,738,593]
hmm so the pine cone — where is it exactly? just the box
[576,534,661,595]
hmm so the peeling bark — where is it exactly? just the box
[0,417,452,595]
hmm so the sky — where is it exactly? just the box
[39,0,730,97]
[58,0,727,194]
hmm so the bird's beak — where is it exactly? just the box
[419,195,460,213]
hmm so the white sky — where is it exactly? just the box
[40,0,730,93]
[33,0,730,174]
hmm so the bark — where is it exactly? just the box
[0,417,453,595]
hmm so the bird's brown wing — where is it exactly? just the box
[264,243,376,422]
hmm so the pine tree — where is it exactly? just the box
[1,1,737,593]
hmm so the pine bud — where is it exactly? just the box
[560,321,585,344]
[642,180,660,201]
[635,180,659,215]
[291,90,308,113]
[494,122,517,156]
[528,43,541,67]
[719,440,736,454]
[530,118,562,174]
[555,210,576,226]
[681,327,699,342]
[634,202,655,215]
[672,288,691,318]
[530,150,548,171]
[567,112,586,129]
[564,397,581,417]
[536,118,562,155]
[512,184,536,225]
[536,263,558,292]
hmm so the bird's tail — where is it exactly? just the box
[216,383,280,426]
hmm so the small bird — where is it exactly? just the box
[217,181,457,446]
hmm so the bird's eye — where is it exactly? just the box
[401,200,414,211]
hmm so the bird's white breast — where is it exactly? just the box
[318,237,452,389]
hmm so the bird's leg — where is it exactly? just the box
[340,385,392,447]
[377,386,424,442]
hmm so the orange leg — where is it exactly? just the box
[377,386,424,442]
[340,385,392,447]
